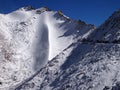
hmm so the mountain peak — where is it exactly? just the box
[19,6,50,11]
[19,6,36,11]
[36,7,51,13]
[109,9,120,19]
[37,7,51,11]
[18,6,51,14]
[87,9,120,42]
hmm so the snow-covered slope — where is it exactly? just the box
[87,9,120,42]
[2,6,120,90]
[0,6,94,89]
[16,43,120,90]
[14,9,120,90]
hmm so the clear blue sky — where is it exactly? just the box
[0,0,119,26]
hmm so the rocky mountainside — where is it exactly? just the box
[13,9,120,90]
[87,9,120,42]
[0,6,95,90]
[0,6,120,90]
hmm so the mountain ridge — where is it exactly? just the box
[0,7,119,90]
[14,8,120,90]
[0,6,95,90]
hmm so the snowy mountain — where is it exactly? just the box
[0,6,120,90]
[87,9,120,42]
[0,6,95,90]
[12,9,120,90]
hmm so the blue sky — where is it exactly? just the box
[0,0,119,26]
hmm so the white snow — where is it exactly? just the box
[0,7,93,89]
[13,9,120,90]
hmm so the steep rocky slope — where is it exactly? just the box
[87,9,120,42]
[1,6,120,90]
[14,10,120,90]
[0,6,94,90]
[16,10,120,90]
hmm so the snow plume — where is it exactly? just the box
[0,6,94,89]
[32,22,49,71]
